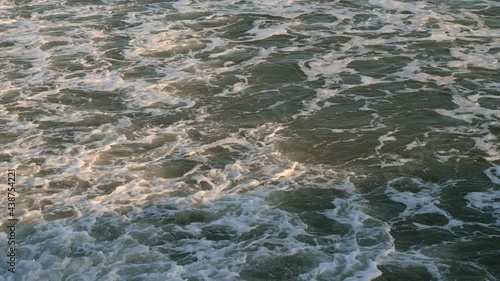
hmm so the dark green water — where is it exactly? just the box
[0,0,499,280]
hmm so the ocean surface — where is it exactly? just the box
[0,0,499,280]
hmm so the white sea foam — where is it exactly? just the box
[1,0,499,279]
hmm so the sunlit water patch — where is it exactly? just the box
[0,0,499,280]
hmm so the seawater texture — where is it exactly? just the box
[0,0,499,280]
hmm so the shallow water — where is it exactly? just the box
[0,0,499,280]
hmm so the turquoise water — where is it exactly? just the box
[0,0,499,280]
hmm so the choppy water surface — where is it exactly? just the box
[0,0,499,280]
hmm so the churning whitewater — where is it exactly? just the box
[0,0,499,280]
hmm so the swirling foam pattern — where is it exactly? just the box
[0,0,498,280]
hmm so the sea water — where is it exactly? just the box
[0,0,499,280]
